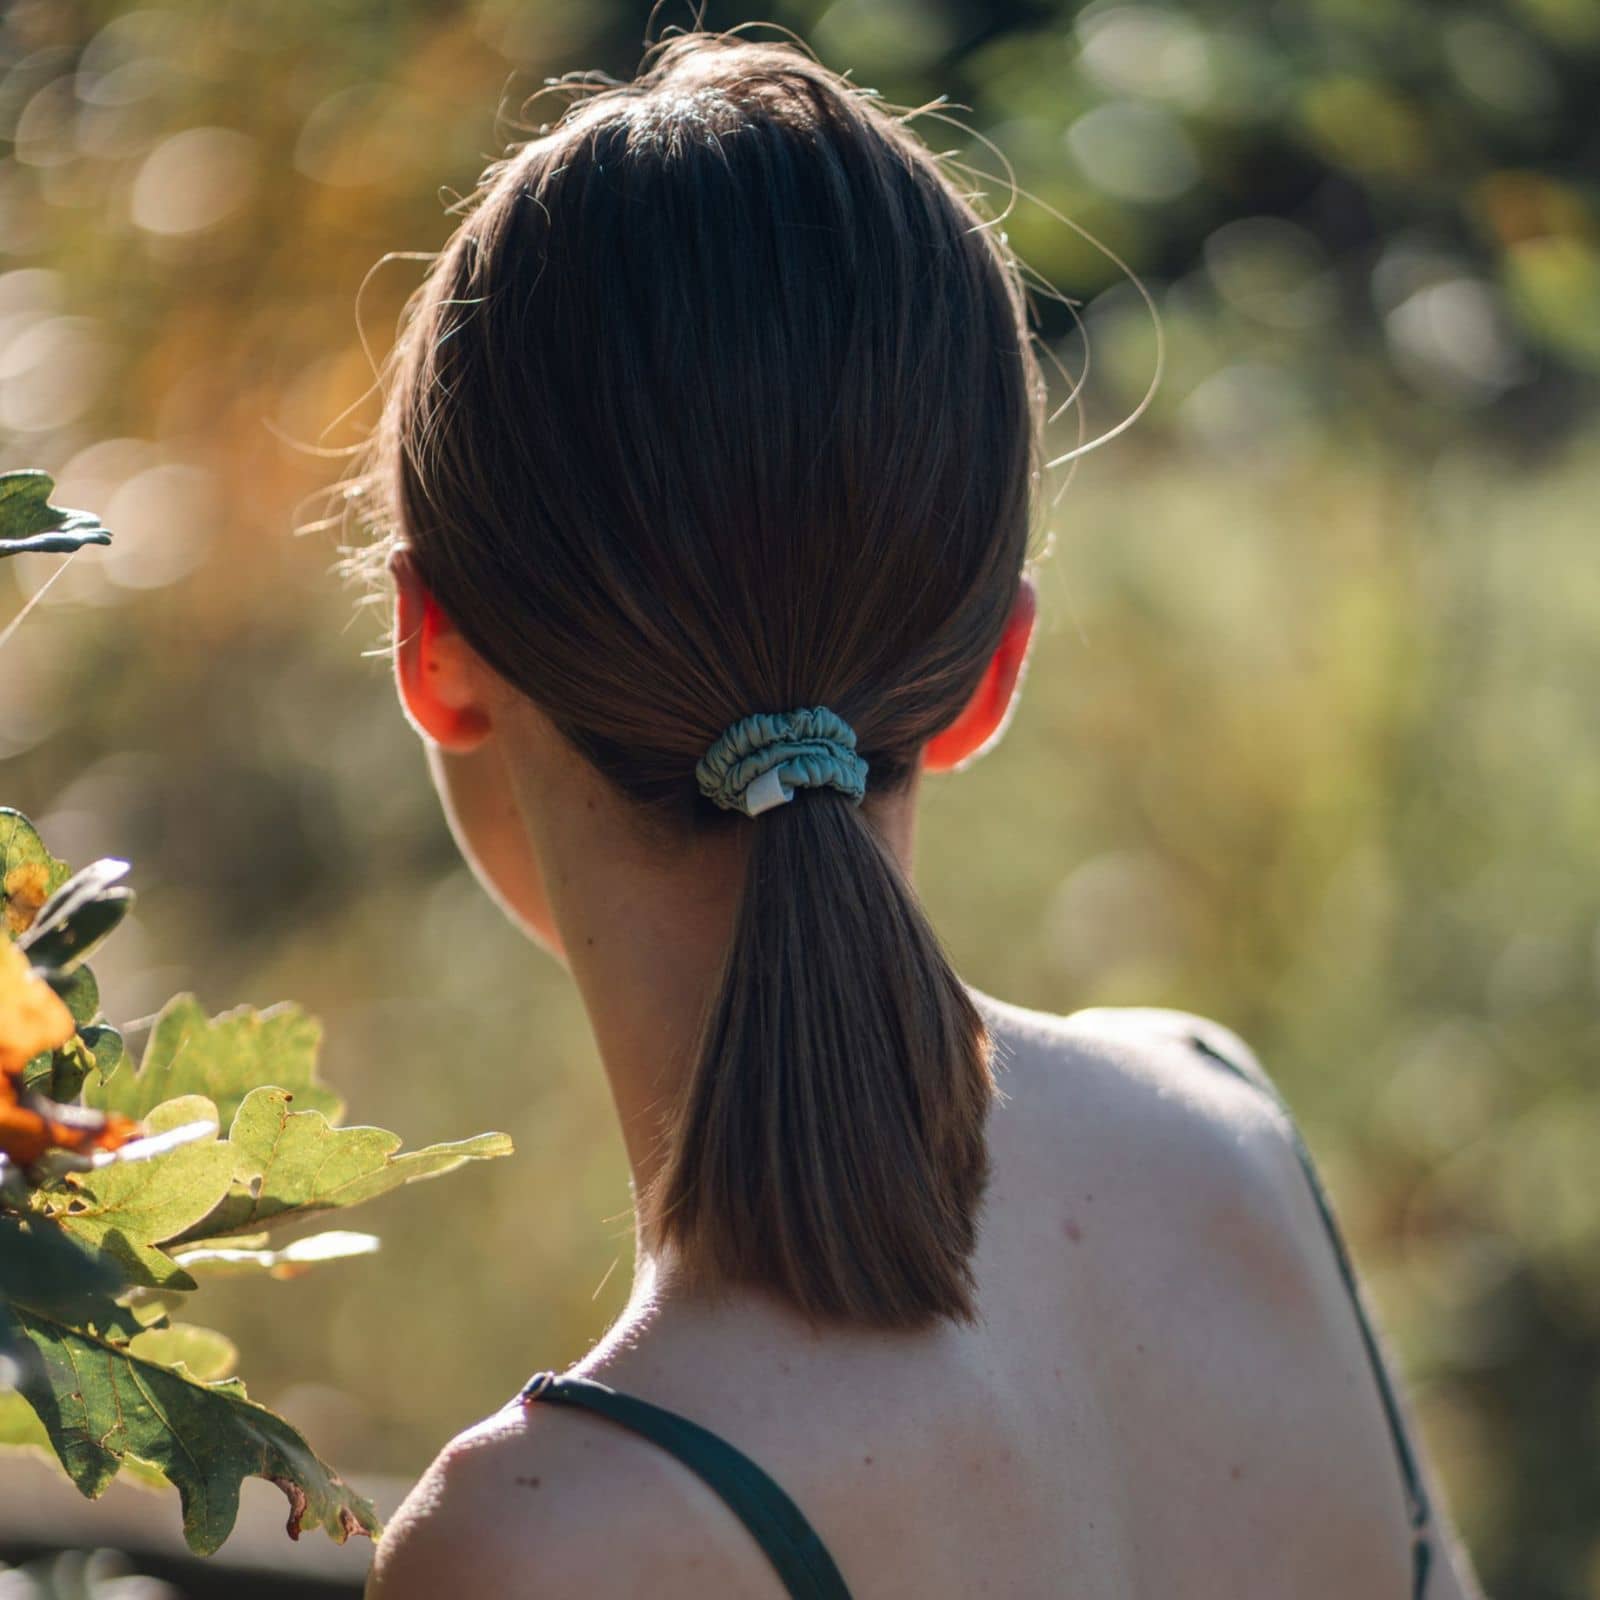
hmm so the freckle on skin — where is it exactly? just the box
[863,1455,873,1466]
[1230,1465,1242,1481]
[515,1475,542,1489]
[1061,1218,1083,1243]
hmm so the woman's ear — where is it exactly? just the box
[389,550,564,957]
[391,548,493,751]
[922,575,1036,774]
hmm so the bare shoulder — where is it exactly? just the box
[977,993,1309,1246]
[366,1390,781,1600]
[975,991,1483,1599]
[979,991,1279,1117]
[980,991,1376,1402]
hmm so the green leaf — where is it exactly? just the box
[20,1050,53,1095]
[43,1099,234,1289]
[1,809,71,941]
[172,1229,380,1279]
[85,996,344,1129]
[0,1385,50,1449]
[13,960,112,1107]
[120,1285,188,1327]
[180,1087,512,1240]
[0,1213,125,1319]
[19,858,133,977]
[0,1380,165,1491]
[0,1385,167,1491]
[0,1214,132,1392]
[58,1023,122,1100]
[22,1023,120,1101]
[127,1321,238,1382]
[9,1303,379,1554]
[79,1022,125,1076]
[53,964,101,1027]
[0,471,112,558]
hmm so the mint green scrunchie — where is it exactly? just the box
[695,706,869,817]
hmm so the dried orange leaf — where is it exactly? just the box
[0,939,76,1077]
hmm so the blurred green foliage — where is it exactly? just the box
[0,0,1596,1595]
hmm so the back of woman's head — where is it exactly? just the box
[370,32,1043,1328]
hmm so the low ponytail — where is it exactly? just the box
[648,742,995,1328]
[367,35,1042,1330]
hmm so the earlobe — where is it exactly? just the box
[392,549,493,752]
[922,576,1036,774]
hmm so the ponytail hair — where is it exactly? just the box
[362,33,1042,1328]
[662,712,993,1323]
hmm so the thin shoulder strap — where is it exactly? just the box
[1186,1032,1434,1600]
[518,1371,853,1600]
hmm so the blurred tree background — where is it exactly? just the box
[1,0,1596,1594]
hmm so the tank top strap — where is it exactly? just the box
[518,1371,853,1600]
[1186,1031,1434,1599]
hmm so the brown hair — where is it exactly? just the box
[361,33,1043,1328]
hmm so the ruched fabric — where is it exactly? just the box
[695,706,869,817]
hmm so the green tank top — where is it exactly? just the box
[519,1030,1435,1598]
[517,1369,851,1597]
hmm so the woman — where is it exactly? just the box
[361,32,1480,1598]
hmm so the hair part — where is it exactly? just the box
[362,31,1044,1328]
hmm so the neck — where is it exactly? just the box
[510,746,921,1231]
